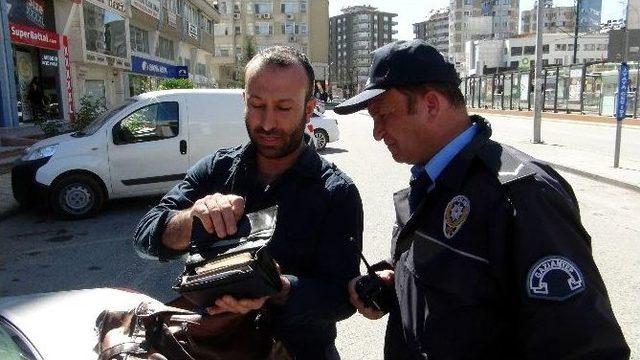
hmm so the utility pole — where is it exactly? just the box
[573,0,581,64]
[532,0,544,143]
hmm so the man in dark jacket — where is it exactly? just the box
[134,46,363,359]
[335,40,629,359]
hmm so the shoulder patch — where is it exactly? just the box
[527,256,586,301]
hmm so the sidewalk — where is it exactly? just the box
[469,109,640,193]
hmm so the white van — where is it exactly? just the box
[12,89,249,219]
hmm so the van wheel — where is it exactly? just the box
[50,174,104,219]
[314,129,329,151]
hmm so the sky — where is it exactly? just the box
[328,0,627,41]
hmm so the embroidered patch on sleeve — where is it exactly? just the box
[526,256,586,301]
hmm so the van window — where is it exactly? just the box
[113,102,179,145]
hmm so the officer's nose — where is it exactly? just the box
[372,119,384,141]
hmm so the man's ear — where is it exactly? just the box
[304,97,317,123]
[422,90,441,118]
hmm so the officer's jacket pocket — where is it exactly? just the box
[401,230,495,304]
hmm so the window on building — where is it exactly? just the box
[202,17,213,34]
[542,59,549,66]
[555,58,563,64]
[524,45,535,55]
[184,2,198,24]
[196,63,206,76]
[283,21,296,34]
[254,3,273,14]
[130,26,149,53]
[568,44,574,51]
[300,0,307,12]
[543,44,549,54]
[511,46,522,55]
[583,44,595,51]
[219,1,228,14]
[281,2,298,13]
[300,22,308,34]
[156,36,174,60]
[510,60,519,68]
[235,25,241,35]
[555,43,566,51]
[83,2,127,58]
[255,22,273,35]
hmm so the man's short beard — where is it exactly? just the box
[246,113,307,159]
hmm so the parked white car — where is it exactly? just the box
[310,110,340,151]
[12,89,249,219]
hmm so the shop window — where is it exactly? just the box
[113,102,179,145]
[83,2,127,58]
[130,26,149,53]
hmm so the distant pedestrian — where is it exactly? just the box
[27,77,44,120]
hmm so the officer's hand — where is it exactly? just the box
[206,295,268,315]
[190,193,245,238]
[348,270,394,320]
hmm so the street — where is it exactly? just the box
[0,111,638,358]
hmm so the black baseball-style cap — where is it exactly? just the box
[334,39,461,115]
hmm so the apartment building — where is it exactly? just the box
[464,32,608,75]
[413,8,450,58]
[448,0,519,71]
[211,0,328,89]
[521,5,576,34]
[329,5,397,98]
[2,0,222,127]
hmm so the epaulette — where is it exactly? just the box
[476,140,537,185]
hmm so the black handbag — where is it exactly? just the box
[172,206,283,308]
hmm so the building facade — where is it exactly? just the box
[464,32,608,75]
[448,0,519,71]
[211,0,328,89]
[329,5,397,98]
[413,7,449,58]
[0,0,221,126]
[521,5,576,35]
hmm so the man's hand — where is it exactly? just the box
[348,270,395,320]
[190,193,245,238]
[207,275,291,315]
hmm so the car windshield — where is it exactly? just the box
[76,99,137,136]
[0,318,39,360]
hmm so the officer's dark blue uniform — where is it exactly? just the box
[335,39,630,359]
[381,116,629,359]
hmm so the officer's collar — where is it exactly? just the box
[433,115,492,191]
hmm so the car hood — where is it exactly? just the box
[28,133,78,148]
[0,288,159,360]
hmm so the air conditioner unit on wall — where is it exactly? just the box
[289,36,296,42]
[255,13,262,18]
[286,14,294,20]
[233,12,240,20]
[263,13,272,19]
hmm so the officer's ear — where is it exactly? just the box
[420,90,441,119]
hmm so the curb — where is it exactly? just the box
[545,161,640,194]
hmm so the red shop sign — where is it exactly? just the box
[63,36,75,120]
[9,22,60,50]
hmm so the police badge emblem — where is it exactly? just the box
[443,195,471,239]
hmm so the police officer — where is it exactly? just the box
[335,40,630,359]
